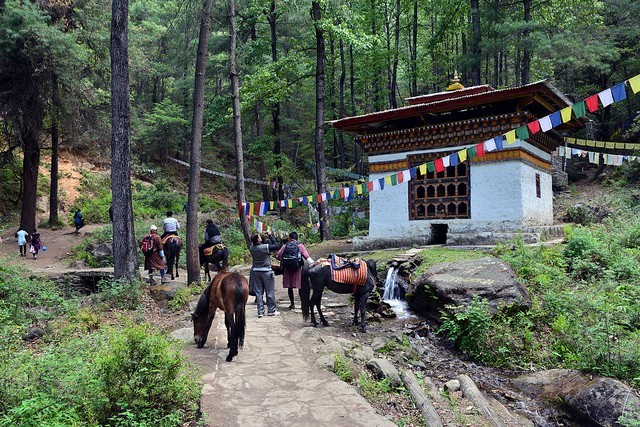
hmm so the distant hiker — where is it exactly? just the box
[276,231,314,310]
[15,228,29,257]
[31,230,42,260]
[162,210,180,238]
[142,225,166,285]
[182,201,188,213]
[74,209,85,235]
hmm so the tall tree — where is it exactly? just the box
[470,0,481,85]
[48,73,61,226]
[186,0,214,284]
[229,0,251,247]
[111,0,138,280]
[311,0,330,240]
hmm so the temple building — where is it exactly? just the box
[331,77,582,246]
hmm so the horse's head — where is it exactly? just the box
[192,292,212,348]
[366,259,378,283]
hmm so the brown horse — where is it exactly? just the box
[301,258,377,332]
[163,235,182,280]
[192,271,248,362]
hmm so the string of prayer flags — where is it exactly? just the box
[239,73,640,219]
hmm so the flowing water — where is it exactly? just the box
[382,267,413,319]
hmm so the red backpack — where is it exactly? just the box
[140,235,154,254]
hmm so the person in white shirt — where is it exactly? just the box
[15,228,29,257]
[162,211,180,238]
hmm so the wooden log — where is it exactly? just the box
[400,370,443,427]
[457,374,505,427]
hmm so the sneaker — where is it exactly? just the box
[288,304,295,310]
[267,311,279,316]
[257,313,264,318]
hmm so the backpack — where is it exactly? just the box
[140,235,154,254]
[281,241,301,270]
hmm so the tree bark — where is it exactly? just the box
[470,0,481,85]
[410,0,418,96]
[311,0,330,240]
[521,0,531,85]
[337,39,346,168]
[268,0,284,201]
[49,72,60,227]
[20,126,40,234]
[186,0,213,284]
[110,0,138,281]
[229,0,251,247]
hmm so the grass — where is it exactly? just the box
[414,247,488,276]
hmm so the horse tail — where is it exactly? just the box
[300,265,311,322]
[232,280,246,350]
[222,247,229,271]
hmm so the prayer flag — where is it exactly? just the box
[287,199,293,208]
[378,177,385,190]
[367,181,374,192]
[598,89,614,107]
[357,184,363,195]
[505,130,516,144]
[606,142,615,149]
[442,155,450,168]
[458,149,468,163]
[450,152,459,166]
[396,172,403,184]
[402,169,412,182]
[550,111,562,127]
[249,203,255,216]
[560,107,572,123]
[419,163,427,175]
[572,101,586,118]
[485,138,497,152]
[611,83,627,102]
[539,116,553,132]
[339,188,346,199]
[409,167,417,179]
[390,174,398,185]
[434,158,444,172]
[384,175,392,186]
[516,126,530,140]
[527,120,541,135]
[344,187,351,198]
[468,146,477,159]
[475,142,485,157]
[427,162,435,173]
[317,194,323,203]
[493,135,503,150]
[585,94,599,113]
[558,146,565,157]
[270,201,276,210]
[629,74,640,94]
[324,192,331,200]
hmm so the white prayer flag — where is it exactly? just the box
[539,115,553,132]
[598,88,614,107]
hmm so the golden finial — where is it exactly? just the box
[446,70,464,91]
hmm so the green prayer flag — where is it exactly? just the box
[468,146,477,159]
[572,101,586,118]
[390,174,398,185]
[516,126,530,140]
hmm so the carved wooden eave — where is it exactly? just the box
[330,80,583,141]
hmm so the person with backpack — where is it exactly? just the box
[250,232,281,317]
[30,229,42,260]
[74,209,85,235]
[142,225,167,284]
[276,231,314,310]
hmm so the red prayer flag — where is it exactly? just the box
[367,181,374,192]
[527,120,541,135]
[475,142,485,157]
[585,94,599,113]
[396,172,404,184]
[434,158,444,172]
[339,188,346,199]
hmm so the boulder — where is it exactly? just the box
[512,369,640,427]
[366,358,402,387]
[147,282,180,308]
[406,256,530,320]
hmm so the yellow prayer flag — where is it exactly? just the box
[560,107,572,123]
[626,143,638,150]
[385,175,392,185]
[596,141,605,148]
[606,142,615,149]
[287,199,293,208]
[357,184,363,195]
[458,149,467,163]
[629,74,640,94]
[566,137,575,144]
[586,140,595,147]
[615,143,624,149]
[505,130,516,144]
[249,203,255,215]
[419,163,427,175]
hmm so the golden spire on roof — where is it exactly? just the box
[446,71,464,91]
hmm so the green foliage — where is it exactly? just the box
[96,324,200,426]
[332,354,358,383]
[438,297,493,362]
[92,279,143,310]
[168,287,190,311]
[414,247,488,277]
[356,372,393,399]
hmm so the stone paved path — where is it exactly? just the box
[181,293,396,427]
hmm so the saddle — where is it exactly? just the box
[329,254,368,286]
[203,243,225,257]
[162,235,182,246]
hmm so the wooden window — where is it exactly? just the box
[535,173,541,198]
[408,152,471,220]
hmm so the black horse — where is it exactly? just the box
[163,235,182,280]
[200,246,229,282]
[301,258,377,332]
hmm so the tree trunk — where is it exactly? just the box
[268,0,284,201]
[186,0,213,284]
[312,1,330,240]
[229,0,251,247]
[470,0,481,85]
[389,0,400,108]
[521,0,531,85]
[20,126,40,234]
[110,0,138,281]
[410,0,418,96]
[49,73,60,227]
[338,39,346,169]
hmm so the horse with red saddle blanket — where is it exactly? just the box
[301,255,377,332]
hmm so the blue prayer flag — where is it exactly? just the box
[611,83,627,102]
[550,111,562,128]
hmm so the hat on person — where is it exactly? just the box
[150,225,157,231]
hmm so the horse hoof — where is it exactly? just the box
[226,355,233,362]
[322,321,329,327]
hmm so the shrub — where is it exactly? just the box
[92,278,143,310]
[438,297,492,362]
